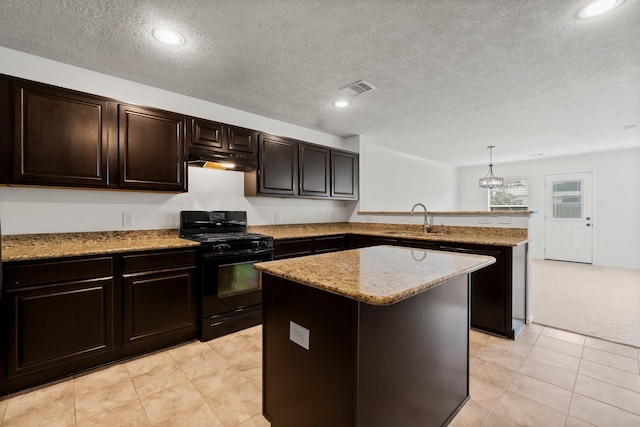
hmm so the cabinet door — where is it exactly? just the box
[299,143,330,198]
[227,125,257,155]
[6,277,115,379]
[118,104,187,192]
[438,244,508,336]
[121,250,197,353]
[258,134,298,195]
[0,77,12,183]
[12,81,112,188]
[331,149,359,199]
[191,118,224,150]
[122,268,196,352]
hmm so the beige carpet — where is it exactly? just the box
[531,259,640,348]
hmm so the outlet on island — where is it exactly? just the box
[289,321,310,350]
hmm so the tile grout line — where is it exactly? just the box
[480,327,541,426]
[124,361,154,427]
[71,375,77,427]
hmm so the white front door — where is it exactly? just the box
[544,172,593,263]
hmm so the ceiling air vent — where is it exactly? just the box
[341,80,377,96]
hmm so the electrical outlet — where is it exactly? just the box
[122,212,134,227]
[497,216,511,224]
[479,217,491,224]
[274,212,281,223]
[289,321,310,350]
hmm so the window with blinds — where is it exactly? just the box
[488,179,528,211]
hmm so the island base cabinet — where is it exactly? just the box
[262,274,470,427]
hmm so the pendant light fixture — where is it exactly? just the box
[479,145,504,189]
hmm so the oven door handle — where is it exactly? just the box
[201,249,274,259]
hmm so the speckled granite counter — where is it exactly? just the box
[255,245,495,305]
[249,222,528,247]
[1,229,199,262]
[2,221,528,262]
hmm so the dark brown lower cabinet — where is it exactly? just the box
[0,248,197,396]
[262,273,470,427]
[274,235,349,259]
[2,256,117,394]
[122,250,197,356]
[437,242,527,339]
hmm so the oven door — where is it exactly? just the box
[201,249,273,318]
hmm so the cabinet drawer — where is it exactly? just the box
[274,238,313,259]
[122,249,196,274]
[314,235,348,253]
[5,257,113,287]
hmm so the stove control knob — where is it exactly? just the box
[259,240,269,248]
[214,244,231,251]
[251,241,260,249]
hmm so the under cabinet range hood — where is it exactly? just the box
[188,118,259,171]
[187,152,257,171]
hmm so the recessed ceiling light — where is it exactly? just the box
[578,0,624,19]
[152,28,186,46]
[332,100,351,108]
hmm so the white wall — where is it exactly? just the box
[457,148,640,269]
[0,47,356,234]
[357,141,458,212]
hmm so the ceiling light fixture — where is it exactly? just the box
[479,146,504,189]
[578,0,624,19]
[152,28,186,46]
[332,100,351,108]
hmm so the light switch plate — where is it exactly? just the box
[122,212,134,227]
[289,321,310,350]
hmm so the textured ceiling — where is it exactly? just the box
[0,0,638,166]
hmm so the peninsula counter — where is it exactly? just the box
[254,245,495,427]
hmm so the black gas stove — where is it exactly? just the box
[180,211,273,254]
[180,211,274,341]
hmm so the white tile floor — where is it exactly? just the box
[1,323,639,426]
[454,324,640,426]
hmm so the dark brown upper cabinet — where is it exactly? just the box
[0,77,12,184]
[244,134,359,200]
[331,149,359,200]
[299,142,330,198]
[11,80,114,188]
[245,134,298,196]
[190,118,258,169]
[118,104,187,192]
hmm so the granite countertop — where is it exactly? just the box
[249,222,528,247]
[1,229,200,262]
[1,221,528,262]
[255,245,496,305]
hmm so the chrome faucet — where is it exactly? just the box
[411,203,431,233]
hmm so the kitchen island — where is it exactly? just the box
[255,245,495,427]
